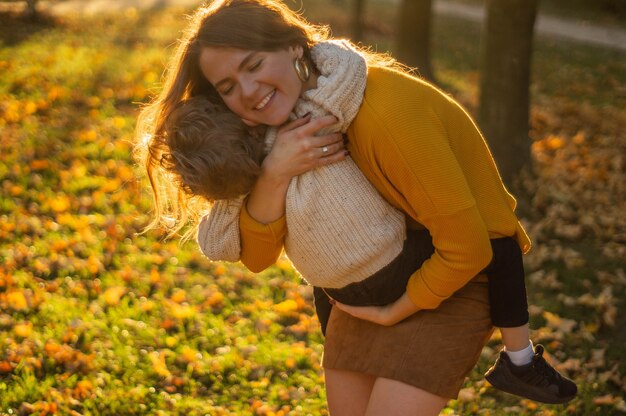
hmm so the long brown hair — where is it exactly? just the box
[135,0,398,239]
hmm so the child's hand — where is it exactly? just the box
[263,114,347,181]
[331,292,421,326]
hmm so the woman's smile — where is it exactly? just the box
[254,89,275,110]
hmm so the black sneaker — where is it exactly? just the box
[484,344,577,404]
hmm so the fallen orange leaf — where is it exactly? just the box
[594,394,617,405]
[0,361,13,373]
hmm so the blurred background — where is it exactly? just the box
[0,0,625,415]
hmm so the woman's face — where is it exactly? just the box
[199,46,304,127]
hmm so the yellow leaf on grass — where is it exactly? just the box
[79,129,98,142]
[102,286,126,306]
[543,311,577,334]
[170,289,186,303]
[168,301,196,319]
[24,101,37,115]
[14,322,33,338]
[273,299,298,314]
[2,101,20,122]
[149,267,160,284]
[206,291,225,307]
[165,336,178,348]
[150,351,171,377]
[112,116,126,129]
[181,346,198,363]
[100,178,121,193]
[213,264,226,276]
[140,299,155,312]
[87,256,103,275]
[7,291,28,311]
[47,86,66,101]
[74,379,94,399]
[50,195,71,213]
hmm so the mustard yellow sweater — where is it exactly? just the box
[239,65,531,310]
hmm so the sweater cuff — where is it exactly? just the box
[405,272,449,310]
[240,202,287,243]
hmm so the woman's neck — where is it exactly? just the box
[302,60,319,93]
[303,72,318,92]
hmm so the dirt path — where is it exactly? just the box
[2,0,625,52]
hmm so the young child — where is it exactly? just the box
[159,96,266,202]
[162,95,576,404]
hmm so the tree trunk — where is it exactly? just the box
[352,0,366,42]
[478,0,538,187]
[24,0,39,18]
[396,0,435,82]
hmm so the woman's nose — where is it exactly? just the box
[240,77,257,101]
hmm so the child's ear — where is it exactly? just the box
[242,118,259,127]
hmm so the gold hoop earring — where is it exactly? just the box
[294,57,310,82]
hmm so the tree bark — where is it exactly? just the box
[396,0,435,82]
[24,0,39,18]
[479,0,538,187]
[352,0,366,42]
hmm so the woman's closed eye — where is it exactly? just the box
[248,59,263,72]
[218,83,234,96]
[217,60,262,96]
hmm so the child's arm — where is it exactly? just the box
[197,198,245,263]
[196,195,286,272]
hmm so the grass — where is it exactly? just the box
[1,1,625,415]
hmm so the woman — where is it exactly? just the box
[136,0,575,414]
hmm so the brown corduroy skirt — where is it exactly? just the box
[322,274,493,399]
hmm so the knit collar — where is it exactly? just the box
[294,39,367,133]
[266,40,367,146]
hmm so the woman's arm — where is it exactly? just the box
[239,114,348,271]
[333,292,419,326]
[342,69,494,319]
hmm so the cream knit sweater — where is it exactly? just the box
[198,40,406,288]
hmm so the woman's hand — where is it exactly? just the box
[262,114,347,183]
[245,114,346,225]
[332,292,421,326]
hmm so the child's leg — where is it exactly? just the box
[500,323,534,366]
[484,237,576,403]
[501,324,531,352]
[486,238,531,360]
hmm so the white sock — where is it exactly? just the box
[504,341,534,366]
